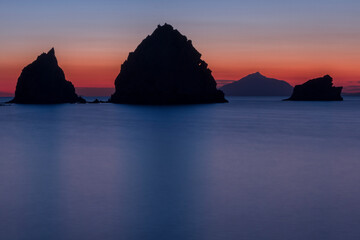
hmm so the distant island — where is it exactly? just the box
[220,72,293,96]
[0,91,13,97]
[343,92,360,96]
[76,87,115,97]
[110,23,227,104]
[9,48,85,104]
[285,75,343,101]
[216,80,236,88]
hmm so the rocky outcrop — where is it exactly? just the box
[110,24,227,104]
[10,48,84,104]
[220,72,293,96]
[285,75,343,101]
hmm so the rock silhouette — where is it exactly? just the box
[10,48,84,104]
[110,24,227,104]
[220,72,293,96]
[285,75,343,101]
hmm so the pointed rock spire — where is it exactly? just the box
[253,72,263,77]
[10,48,85,104]
[47,47,55,56]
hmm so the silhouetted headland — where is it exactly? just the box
[220,72,293,96]
[285,75,343,101]
[9,48,85,104]
[110,23,227,104]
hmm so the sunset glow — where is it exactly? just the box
[1,0,359,93]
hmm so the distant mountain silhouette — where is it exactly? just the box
[285,75,343,101]
[220,72,293,96]
[10,48,85,104]
[110,23,227,104]
[343,92,360,96]
[216,80,236,88]
[76,87,115,97]
[0,91,13,97]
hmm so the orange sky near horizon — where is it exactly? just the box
[1,0,360,94]
[1,43,359,94]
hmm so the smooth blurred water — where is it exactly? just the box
[0,97,360,240]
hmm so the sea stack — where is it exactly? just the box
[220,72,293,96]
[110,24,227,104]
[10,48,84,104]
[285,75,343,101]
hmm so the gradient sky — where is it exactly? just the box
[1,0,360,93]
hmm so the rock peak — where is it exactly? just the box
[323,74,332,80]
[110,24,227,104]
[250,72,264,77]
[10,49,84,104]
[157,23,174,30]
[47,48,55,56]
[152,23,180,38]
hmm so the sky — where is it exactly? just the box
[1,0,360,93]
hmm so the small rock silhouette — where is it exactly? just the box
[285,75,343,101]
[10,48,84,104]
[110,24,227,104]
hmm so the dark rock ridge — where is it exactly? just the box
[220,72,293,96]
[10,48,85,104]
[110,23,227,104]
[285,75,343,101]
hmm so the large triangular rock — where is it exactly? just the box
[10,48,84,104]
[285,75,343,101]
[110,24,227,104]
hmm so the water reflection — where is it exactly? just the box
[0,98,360,239]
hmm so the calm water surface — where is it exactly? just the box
[0,97,360,240]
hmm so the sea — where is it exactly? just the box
[0,96,359,240]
